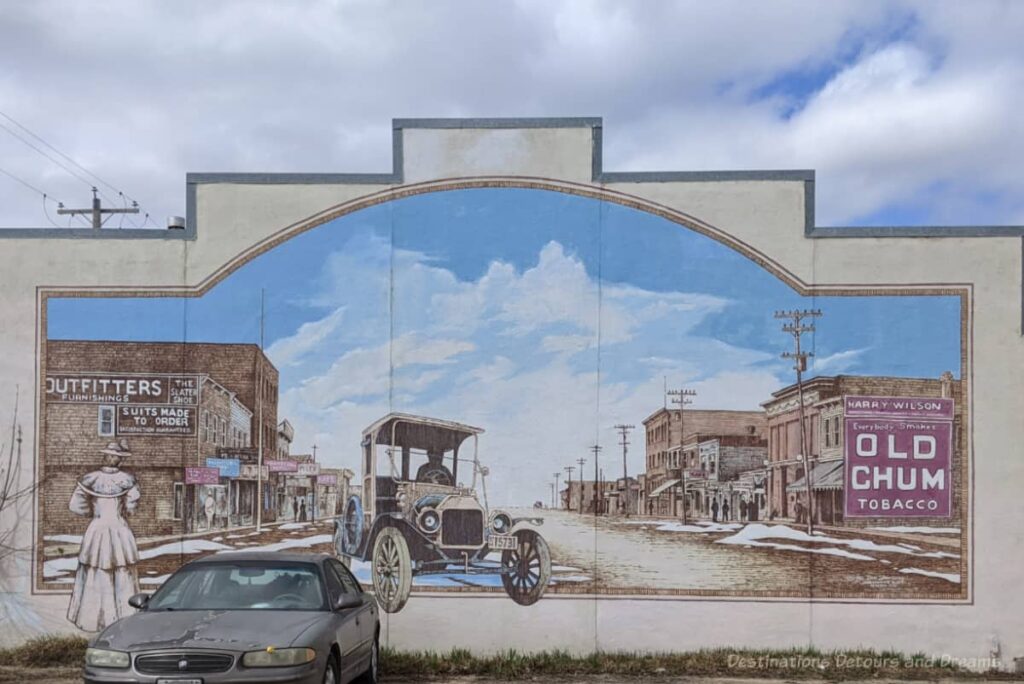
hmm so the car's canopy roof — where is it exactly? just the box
[363,412,483,451]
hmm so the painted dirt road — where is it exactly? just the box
[534,509,962,598]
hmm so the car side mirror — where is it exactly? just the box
[128,592,151,610]
[334,594,362,611]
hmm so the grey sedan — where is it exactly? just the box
[83,552,379,684]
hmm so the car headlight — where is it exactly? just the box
[242,647,316,668]
[490,512,512,534]
[85,648,130,669]
[417,508,441,533]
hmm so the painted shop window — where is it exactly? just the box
[97,405,115,436]
[172,482,184,520]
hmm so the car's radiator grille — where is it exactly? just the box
[441,509,484,546]
[135,651,234,674]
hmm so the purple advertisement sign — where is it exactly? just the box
[185,466,221,485]
[266,459,299,473]
[317,474,338,486]
[843,395,953,518]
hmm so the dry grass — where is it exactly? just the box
[379,647,1021,680]
[2,635,1021,681]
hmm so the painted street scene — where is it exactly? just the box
[39,188,966,630]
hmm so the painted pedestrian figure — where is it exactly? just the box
[722,499,730,522]
[66,440,140,632]
[711,498,719,522]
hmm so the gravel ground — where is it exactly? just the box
[4,671,1016,684]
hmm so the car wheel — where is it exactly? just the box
[361,634,380,683]
[500,529,551,606]
[323,652,340,684]
[371,527,412,613]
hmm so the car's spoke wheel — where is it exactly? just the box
[500,529,551,606]
[371,527,412,613]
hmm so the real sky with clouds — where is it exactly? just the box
[1,1,1023,228]
[48,189,961,505]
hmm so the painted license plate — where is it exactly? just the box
[157,680,203,684]
[487,534,518,550]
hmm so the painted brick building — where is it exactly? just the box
[41,340,279,546]
[642,409,766,517]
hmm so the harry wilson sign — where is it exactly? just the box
[843,395,954,518]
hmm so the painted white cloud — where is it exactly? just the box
[813,347,870,374]
[275,236,783,504]
[266,306,345,367]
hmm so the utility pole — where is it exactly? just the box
[311,443,319,524]
[563,466,575,511]
[553,472,561,510]
[614,424,635,516]
[575,457,587,514]
[667,388,696,524]
[775,309,822,535]
[57,187,138,229]
[589,446,602,516]
[255,289,266,532]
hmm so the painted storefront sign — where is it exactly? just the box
[185,466,221,485]
[46,374,200,405]
[266,459,298,473]
[205,457,241,478]
[844,395,954,517]
[116,405,196,435]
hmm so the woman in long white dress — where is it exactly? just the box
[66,440,141,632]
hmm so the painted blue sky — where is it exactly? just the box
[48,189,961,504]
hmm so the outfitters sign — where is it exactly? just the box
[843,395,954,518]
[46,374,200,405]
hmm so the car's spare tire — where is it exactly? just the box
[335,495,363,557]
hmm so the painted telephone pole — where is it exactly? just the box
[589,445,603,516]
[563,466,574,511]
[553,472,561,509]
[775,309,822,535]
[667,388,696,524]
[614,424,635,516]
[575,457,587,514]
[255,290,265,532]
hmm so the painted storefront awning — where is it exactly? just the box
[649,479,680,498]
[786,460,844,492]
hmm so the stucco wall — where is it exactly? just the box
[1,119,1022,664]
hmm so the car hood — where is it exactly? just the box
[95,610,330,652]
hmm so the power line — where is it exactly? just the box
[0,164,88,227]
[0,110,149,228]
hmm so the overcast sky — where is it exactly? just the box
[1,0,1022,229]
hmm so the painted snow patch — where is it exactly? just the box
[278,523,310,531]
[140,574,171,586]
[44,535,83,544]
[899,567,960,583]
[221,534,332,554]
[140,539,233,560]
[716,524,958,561]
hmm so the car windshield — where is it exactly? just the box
[147,562,327,611]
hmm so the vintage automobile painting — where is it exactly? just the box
[334,413,551,613]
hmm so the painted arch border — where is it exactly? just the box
[32,175,974,604]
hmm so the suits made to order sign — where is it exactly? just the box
[844,395,954,518]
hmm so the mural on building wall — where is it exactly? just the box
[36,187,968,627]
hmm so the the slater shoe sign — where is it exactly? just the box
[843,395,954,518]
